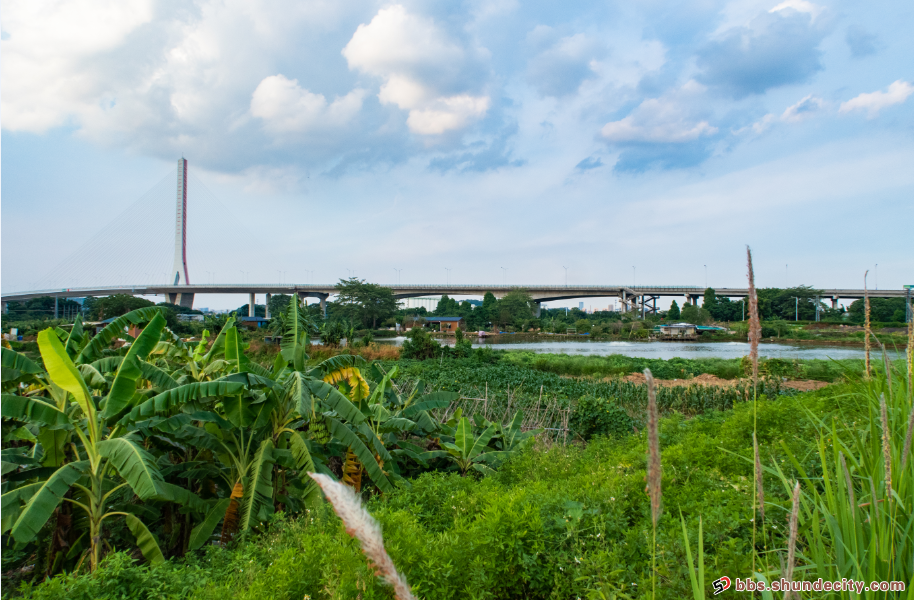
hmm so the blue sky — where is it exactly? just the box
[2,0,912,309]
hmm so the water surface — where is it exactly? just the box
[378,337,889,360]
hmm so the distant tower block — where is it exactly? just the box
[168,158,194,308]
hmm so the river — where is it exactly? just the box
[375,336,895,360]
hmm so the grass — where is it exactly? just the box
[10,377,883,600]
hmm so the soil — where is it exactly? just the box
[618,371,829,391]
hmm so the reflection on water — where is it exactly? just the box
[375,336,888,360]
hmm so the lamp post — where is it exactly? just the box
[794,297,799,321]
[875,264,878,290]
[445,268,451,286]
[501,267,506,286]
[632,266,636,287]
[563,266,568,287]
[394,268,402,285]
[704,265,707,288]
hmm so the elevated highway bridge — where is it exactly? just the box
[2,283,908,319]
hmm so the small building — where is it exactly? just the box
[177,314,205,322]
[655,322,697,340]
[239,316,270,329]
[406,316,465,332]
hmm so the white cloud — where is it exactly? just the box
[770,0,824,20]
[342,5,490,135]
[839,80,914,118]
[1,0,155,132]
[250,75,364,133]
[746,94,824,133]
[601,96,717,143]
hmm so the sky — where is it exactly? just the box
[2,0,912,310]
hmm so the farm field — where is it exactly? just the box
[2,298,912,599]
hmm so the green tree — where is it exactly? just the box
[87,294,155,320]
[434,295,460,315]
[680,303,699,324]
[481,292,498,326]
[848,297,907,323]
[668,300,681,320]
[334,278,398,328]
[496,290,534,328]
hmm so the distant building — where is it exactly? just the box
[401,296,440,311]
[239,316,270,329]
[177,314,204,322]
[578,302,584,310]
[404,316,465,332]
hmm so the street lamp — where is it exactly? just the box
[875,264,878,290]
[394,268,402,285]
[794,297,799,321]
[704,265,707,288]
[563,266,568,287]
[632,266,636,287]
[445,268,451,285]
[501,267,507,286]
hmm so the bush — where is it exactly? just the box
[399,328,441,360]
[569,396,637,438]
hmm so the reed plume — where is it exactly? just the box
[753,432,765,523]
[308,473,416,600]
[902,404,914,472]
[907,318,913,398]
[864,271,871,378]
[876,337,892,398]
[784,481,801,599]
[644,368,661,600]
[746,247,761,386]
[645,368,661,527]
[879,394,893,500]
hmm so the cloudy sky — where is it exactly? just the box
[2,0,912,309]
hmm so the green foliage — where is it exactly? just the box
[570,397,635,439]
[847,296,908,323]
[12,379,873,600]
[333,278,398,328]
[667,300,680,320]
[399,327,441,360]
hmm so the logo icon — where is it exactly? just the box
[712,576,731,595]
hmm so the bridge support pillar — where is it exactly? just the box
[831,296,838,309]
[621,291,627,313]
[2,302,7,315]
[319,295,327,318]
[533,301,541,318]
[249,293,256,318]
[167,292,194,309]
[265,293,271,319]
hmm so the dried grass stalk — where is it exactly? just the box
[746,247,761,386]
[903,405,914,472]
[879,394,893,500]
[840,452,856,515]
[876,338,892,396]
[864,271,871,378]
[644,368,662,527]
[753,432,765,523]
[308,473,416,600]
[784,481,801,599]
[907,318,913,397]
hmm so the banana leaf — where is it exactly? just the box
[188,498,231,550]
[124,514,165,565]
[97,436,163,499]
[240,439,274,531]
[138,361,179,391]
[308,380,365,424]
[9,461,89,543]
[77,307,163,363]
[38,330,95,424]
[327,418,392,493]
[1,395,70,426]
[103,313,167,419]
[64,316,85,358]
[123,381,245,423]
[1,347,44,383]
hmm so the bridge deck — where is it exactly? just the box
[1,284,908,304]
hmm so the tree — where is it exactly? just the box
[848,297,908,323]
[434,295,460,316]
[668,300,681,320]
[87,294,155,320]
[334,278,398,328]
[680,303,699,324]
[497,290,534,327]
[481,292,498,326]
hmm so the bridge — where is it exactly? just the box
[2,283,908,319]
[3,158,910,319]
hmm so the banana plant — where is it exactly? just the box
[3,315,174,571]
[433,417,512,477]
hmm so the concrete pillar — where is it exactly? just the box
[55,296,59,319]
[2,302,7,315]
[249,293,256,318]
[265,293,272,319]
[168,292,193,308]
[319,296,327,318]
[621,290,627,313]
[831,296,838,309]
[533,301,541,318]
